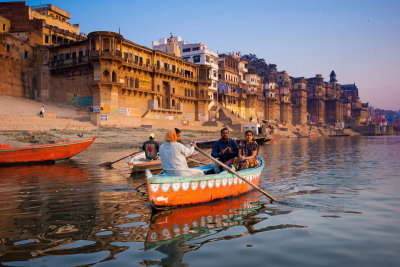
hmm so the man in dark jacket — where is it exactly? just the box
[210,128,239,173]
[142,133,160,160]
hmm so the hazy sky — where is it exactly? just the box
[4,0,400,110]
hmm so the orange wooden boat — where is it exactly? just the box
[0,137,96,165]
[145,157,264,209]
[145,191,263,250]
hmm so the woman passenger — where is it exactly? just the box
[233,130,260,171]
[159,128,204,176]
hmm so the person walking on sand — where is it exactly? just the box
[39,106,45,117]
[142,133,160,160]
[159,128,203,176]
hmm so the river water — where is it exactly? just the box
[0,136,399,266]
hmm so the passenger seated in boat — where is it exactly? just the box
[210,128,239,174]
[159,128,204,177]
[233,130,259,171]
[142,133,160,160]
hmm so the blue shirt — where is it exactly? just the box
[211,138,239,163]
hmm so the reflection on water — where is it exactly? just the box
[143,191,305,266]
[1,136,400,266]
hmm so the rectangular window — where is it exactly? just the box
[146,58,150,66]
[182,48,190,52]
[79,50,83,57]
[193,55,200,63]
[45,35,49,43]
[66,53,70,59]
[157,85,160,91]
[206,56,210,63]
[135,55,139,63]
[24,51,28,58]
[3,24,5,31]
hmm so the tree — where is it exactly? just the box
[242,54,277,82]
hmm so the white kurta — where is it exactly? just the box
[159,142,202,176]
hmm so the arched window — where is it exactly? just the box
[103,70,110,81]
[135,78,139,88]
[172,99,175,107]
[130,77,134,87]
[185,88,187,97]
[125,76,128,87]
[200,90,204,98]
[112,71,117,82]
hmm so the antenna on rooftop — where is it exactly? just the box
[119,27,120,34]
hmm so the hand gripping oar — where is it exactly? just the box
[99,151,141,167]
[195,147,276,202]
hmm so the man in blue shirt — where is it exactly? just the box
[210,128,239,173]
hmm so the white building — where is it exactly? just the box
[153,36,219,95]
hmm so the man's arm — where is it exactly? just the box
[211,141,220,158]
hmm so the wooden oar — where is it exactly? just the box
[195,147,276,202]
[99,151,141,167]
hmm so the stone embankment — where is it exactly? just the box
[0,95,359,147]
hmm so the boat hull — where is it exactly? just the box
[0,137,96,165]
[146,157,264,209]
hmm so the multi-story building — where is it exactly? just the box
[263,74,280,122]
[153,36,218,97]
[325,71,344,124]
[307,74,326,123]
[217,52,240,112]
[42,32,210,126]
[0,2,85,46]
[276,71,292,123]
[341,83,368,124]
[291,77,308,124]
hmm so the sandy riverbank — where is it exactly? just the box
[0,95,360,147]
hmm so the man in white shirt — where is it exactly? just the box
[159,128,203,176]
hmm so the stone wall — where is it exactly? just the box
[0,34,34,97]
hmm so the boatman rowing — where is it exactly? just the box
[159,128,203,177]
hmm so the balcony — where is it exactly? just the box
[89,50,122,61]
[48,56,89,68]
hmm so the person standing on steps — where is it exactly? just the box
[39,106,45,117]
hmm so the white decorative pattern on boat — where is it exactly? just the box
[207,179,214,188]
[228,178,233,186]
[161,183,171,192]
[181,182,190,191]
[233,178,238,185]
[150,184,160,193]
[191,181,198,190]
[222,178,227,186]
[200,180,207,189]
[215,179,221,188]
[172,182,180,191]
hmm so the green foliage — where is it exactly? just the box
[242,53,278,82]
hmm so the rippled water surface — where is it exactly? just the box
[1,136,399,266]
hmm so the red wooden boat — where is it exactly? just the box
[0,137,96,165]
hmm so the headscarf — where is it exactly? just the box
[165,128,178,142]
